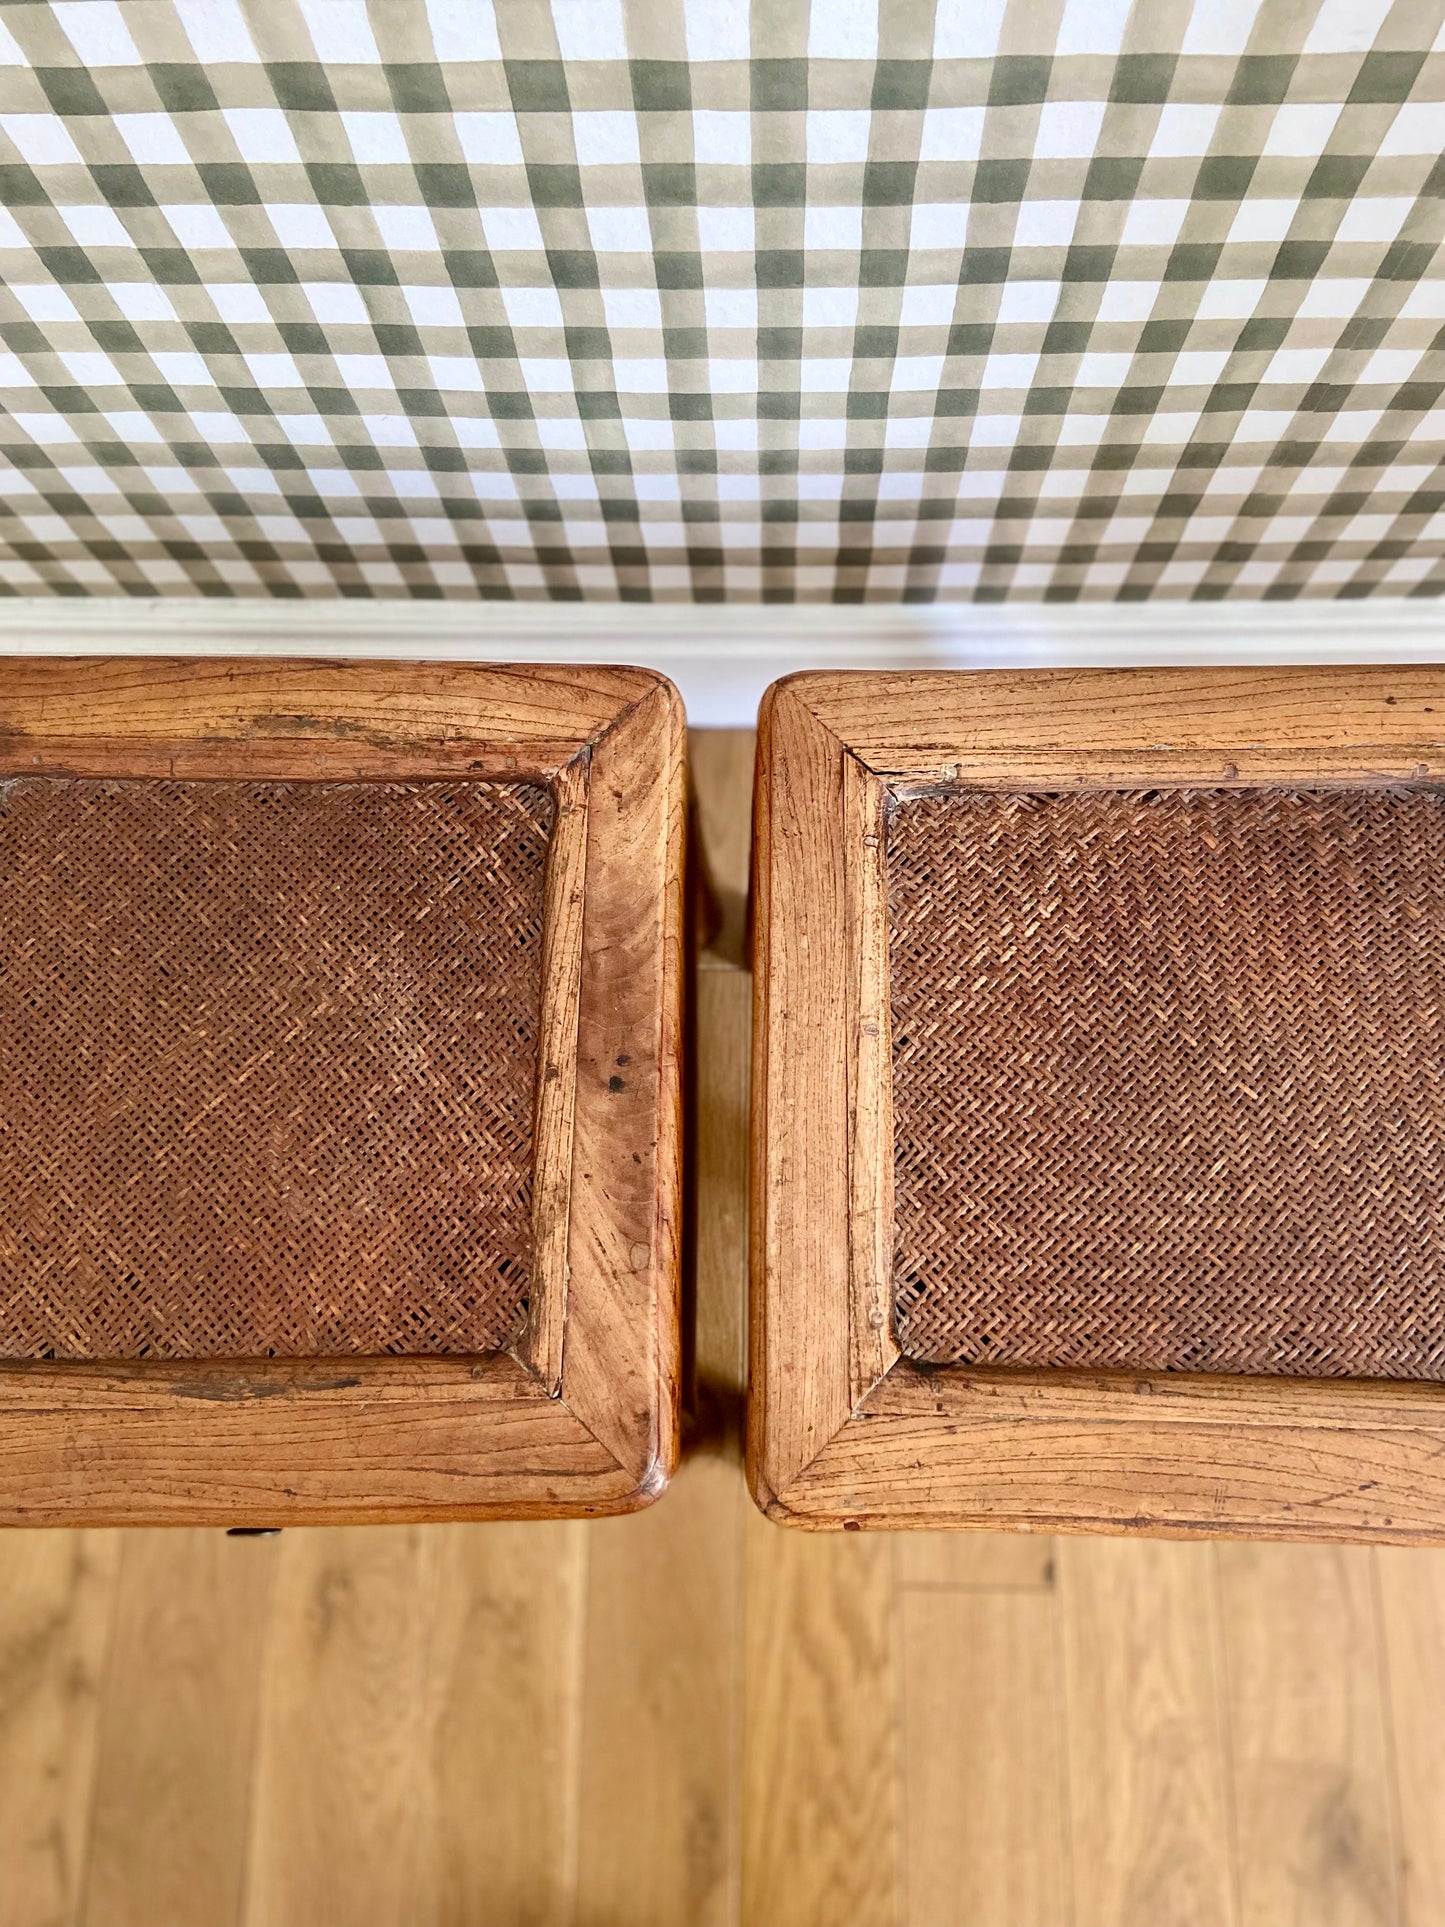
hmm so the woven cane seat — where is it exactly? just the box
[0,776,549,1360]
[889,785,1445,1380]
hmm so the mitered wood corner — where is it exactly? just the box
[749,667,1445,1544]
[0,658,684,1525]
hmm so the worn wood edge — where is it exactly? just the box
[745,696,773,1514]
[0,656,659,755]
[0,1354,652,1527]
[868,1361,1445,1429]
[0,736,586,783]
[880,750,1445,790]
[782,666,1445,776]
[843,752,899,1410]
[0,657,669,783]
[762,1362,1445,1542]
[0,660,680,1524]
[750,665,1445,1534]
[556,676,685,1502]
[515,749,590,1395]
[655,681,687,1489]
[746,681,856,1516]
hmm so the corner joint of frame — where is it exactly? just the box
[750,1387,880,1527]
[841,741,895,785]
[750,1464,827,1529]
[567,1390,674,1512]
[584,671,685,762]
[760,676,850,756]
[619,1443,672,1511]
[849,1353,900,1420]
[557,737,593,783]
[505,1340,565,1400]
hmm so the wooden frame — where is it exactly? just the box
[0,658,684,1526]
[750,667,1445,1543]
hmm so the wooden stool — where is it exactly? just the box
[750,668,1445,1542]
[0,658,682,1525]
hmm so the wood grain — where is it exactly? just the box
[901,1589,1067,1927]
[243,1527,439,1927]
[694,972,750,1442]
[748,683,854,1511]
[519,750,590,1396]
[893,1531,1056,1588]
[780,1364,1445,1540]
[741,1513,898,1927]
[0,1532,117,1927]
[82,1531,276,1927]
[0,657,652,768]
[0,735,588,784]
[0,658,685,1524]
[565,760,744,1923]
[575,1459,742,1927]
[411,1522,587,1927]
[1060,1539,1236,1927]
[566,968,752,1927]
[0,1356,635,1527]
[691,743,751,1421]
[797,665,1445,777]
[751,667,1445,1538]
[690,728,754,969]
[0,733,1436,1927]
[1218,1544,1401,1927]
[1376,1547,1445,1927]
[843,752,899,1410]
[560,678,685,1495]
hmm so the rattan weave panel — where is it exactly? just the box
[0,777,551,1360]
[889,786,1445,1378]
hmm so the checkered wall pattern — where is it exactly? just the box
[0,0,1444,603]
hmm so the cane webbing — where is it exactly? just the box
[890,786,1445,1378]
[0,776,551,1360]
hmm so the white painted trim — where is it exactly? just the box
[0,596,1441,726]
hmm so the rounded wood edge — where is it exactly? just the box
[778,662,1445,775]
[748,679,867,1505]
[747,667,1445,1543]
[0,1493,662,1530]
[655,675,688,1491]
[748,1424,1445,1541]
[745,1502,1445,1547]
[0,655,667,753]
[554,671,686,1494]
[742,1451,819,1530]
[746,680,784,1522]
[612,673,686,1500]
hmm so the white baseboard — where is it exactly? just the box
[0,595,1442,727]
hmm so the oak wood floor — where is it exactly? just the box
[1,730,1443,1927]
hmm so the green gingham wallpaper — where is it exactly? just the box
[0,0,1443,602]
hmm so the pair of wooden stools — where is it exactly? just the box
[2,658,1443,1542]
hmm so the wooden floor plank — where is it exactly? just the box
[574,1456,743,1927]
[692,970,750,1450]
[689,729,754,970]
[1218,1544,1401,1927]
[1375,1547,1445,1927]
[1060,1538,1235,1927]
[901,1587,1067,1927]
[411,1521,587,1927]
[570,965,750,1927]
[82,1529,277,1927]
[241,1526,440,1927]
[0,1530,118,1927]
[895,1531,1056,1589]
[741,1515,898,1927]
[728,775,899,1927]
